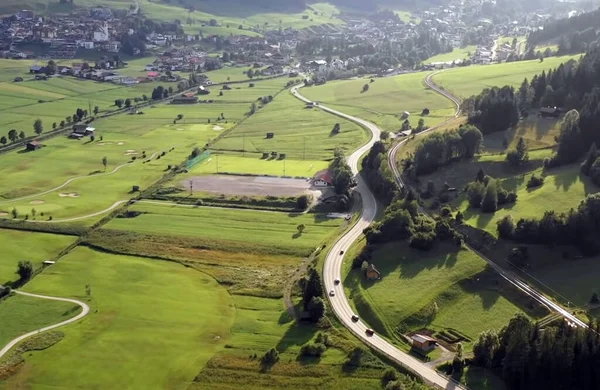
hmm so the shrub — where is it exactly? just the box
[261,348,280,365]
[16,260,33,281]
[527,174,545,189]
[296,195,310,210]
[299,342,326,357]
[382,368,399,386]
[409,231,436,251]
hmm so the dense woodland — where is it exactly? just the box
[528,7,600,54]
[361,141,398,205]
[472,313,600,390]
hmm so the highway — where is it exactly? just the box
[388,72,588,330]
[291,85,466,389]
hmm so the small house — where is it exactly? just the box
[266,132,274,139]
[198,85,210,95]
[539,107,560,118]
[411,334,437,352]
[366,264,380,280]
[26,141,42,151]
[312,169,333,187]
[306,102,314,108]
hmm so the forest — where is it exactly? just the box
[472,313,600,390]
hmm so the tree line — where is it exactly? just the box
[472,313,600,390]
[465,169,517,213]
[361,141,398,205]
[497,193,600,255]
[404,125,483,176]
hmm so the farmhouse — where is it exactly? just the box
[411,334,437,352]
[366,264,380,280]
[539,107,560,118]
[26,141,42,151]
[70,124,95,138]
[312,169,333,187]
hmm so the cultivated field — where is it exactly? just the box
[0,229,75,284]
[345,241,541,350]
[214,90,369,160]
[300,72,457,132]
[105,201,343,256]
[432,55,581,98]
[3,247,235,389]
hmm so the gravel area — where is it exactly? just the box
[184,175,312,196]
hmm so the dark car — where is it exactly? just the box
[351,315,359,322]
[334,279,341,285]
[339,250,344,255]
[366,328,375,336]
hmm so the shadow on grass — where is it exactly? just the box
[275,323,316,353]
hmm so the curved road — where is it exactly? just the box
[291,85,465,389]
[389,72,588,330]
[0,289,90,360]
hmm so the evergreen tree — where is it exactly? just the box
[481,180,498,213]
[581,143,598,175]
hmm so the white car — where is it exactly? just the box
[329,289,335,297]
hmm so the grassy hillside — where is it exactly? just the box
[301,72,457,132]
[432,55,581,98]
[424,46,477,64]
[345,241,543,351]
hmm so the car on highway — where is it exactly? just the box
[329,289,335,297]
[339,250,344,255]
[334,279,340,285]
[351,314,359,322]
[365,328,375,336]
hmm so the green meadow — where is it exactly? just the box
[105,201,343,255]
[0,100,244,220]
[458,163,598,235]
[432,55,582,98]
[345,241,538,349]
[215,89,369,161]
[300,72,457,132]
[424,46,477,64]
[3,246,235,390]
[0,294,79,348]
[0,229,75,284]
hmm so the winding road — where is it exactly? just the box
[291,85,465,389]
[389,72,588,329]
[0,289,90,360]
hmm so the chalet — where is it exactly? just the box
[26,141,42,151]
[539,107,560,118]
[411,334,437,352]
[172,96,198,104]
[366,264,380,280]
[312,169,333,187]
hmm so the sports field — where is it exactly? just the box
[300,72,456,132]
[345,241,537,349]
[432,55,581,98]
[3,247,235,389]
[214,90,369,160]
[105,201,342,255]
[0,229,75,284]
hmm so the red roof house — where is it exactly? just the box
[313,169,333,187]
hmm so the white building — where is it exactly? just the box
[93,22,109,42]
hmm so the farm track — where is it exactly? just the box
[388,71,588,330]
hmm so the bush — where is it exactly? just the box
[527,174,545,189]
[296,195,310,210]
[382,368,399,386]
[299,342,326,357]
[261,348,280,365]
[17,260,33,281]
[409,231,436,251]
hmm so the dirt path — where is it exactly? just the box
[0,289,90,360]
